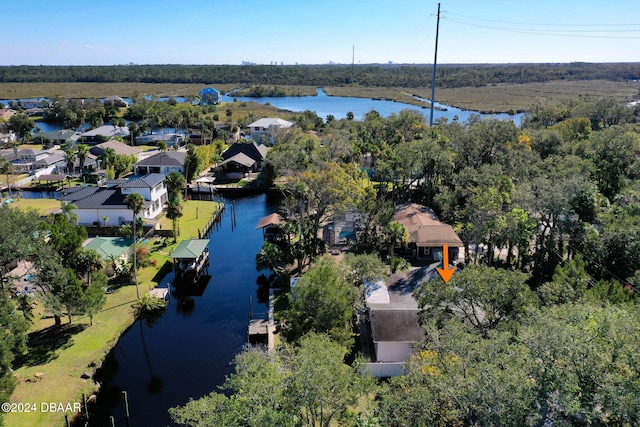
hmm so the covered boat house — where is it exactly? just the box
[170,239,210,281]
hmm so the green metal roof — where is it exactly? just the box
[170,239,210,259]
[84,237,133,260]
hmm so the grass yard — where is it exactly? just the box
[5,199,222,427]
[3,197,62,215]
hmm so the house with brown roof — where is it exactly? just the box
[90,139,143,159]
[393,203,463,263]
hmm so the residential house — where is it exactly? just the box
[40,129,81,148]
[393,203,463,263]
[247,118,293,145]
[90,139,143,160]
[323,211,360,246]
[134,133,185,147]
[83,236,134,261]
[80,125,130,142]
[134,151,186,175]
[199,87,222,105]
[0,131,17,146]
[9,148,51,173]
[365,265,444,377]
[18,99,47,110]
[103,95,129,108]
[212,142,269,179]
[59,173,168,226]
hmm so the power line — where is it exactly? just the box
[446,11,640,28]
[447,18,640,40]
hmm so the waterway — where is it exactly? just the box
[223,87,523,123]
[86,193,280,426]
[7,88,521,136]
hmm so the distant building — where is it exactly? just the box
[199,88,222,105]
[80,125,130,142]
[103,96,129,108]
[247,118,294,145]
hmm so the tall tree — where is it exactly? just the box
[277,257,357,348]
[126,192,145,300]
[417,265,537,334]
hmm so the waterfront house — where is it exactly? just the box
[133,151,186,175]
[212,142,269,179]
[59,173,168,226]
[199,87,222,105]
[40,129,80,148]
[247,118,293,145]
[80,125,130,142]
[103,95,129,108]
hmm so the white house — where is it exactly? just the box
[134,151,186,175]
[59,173,168,226]
[247,118,293,145]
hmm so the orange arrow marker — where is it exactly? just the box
[436,244,456,283]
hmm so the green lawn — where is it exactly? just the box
[5,199,222,427]
[3,198,62,215]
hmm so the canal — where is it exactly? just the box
[87,193,280,426]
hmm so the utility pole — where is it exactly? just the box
[429,3,441,127]
[351,45,355,83]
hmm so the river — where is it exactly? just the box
[223,87,523,123]
[85,193,280,426]
[7,88,521,135]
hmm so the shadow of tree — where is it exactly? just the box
[14,323,87,368]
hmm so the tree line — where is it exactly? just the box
[1,62,639,88]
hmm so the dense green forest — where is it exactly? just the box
[1,62,639,88]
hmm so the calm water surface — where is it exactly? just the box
[87,193,279,426]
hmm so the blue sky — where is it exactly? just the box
[2,0,639,65]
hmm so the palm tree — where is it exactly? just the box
[102,215,109,226]
[386,222,408,258]
[128,121,139,146]
[61,202,79,224]
[165,196,183,243]
[64,148,78,176]
[157,140,168,152]
[126,192,145,300]
[164,171,186,199]
[77,144,89,174]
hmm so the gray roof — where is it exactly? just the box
[134,151,186,167]
[217,152,256,168]
[81,125,130,138]
[119,173,165,189]
[34,152,65,167]
[221,142,269,163]
[41,129,80,141]
[59,187,150,210]
[369,310,425,342]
